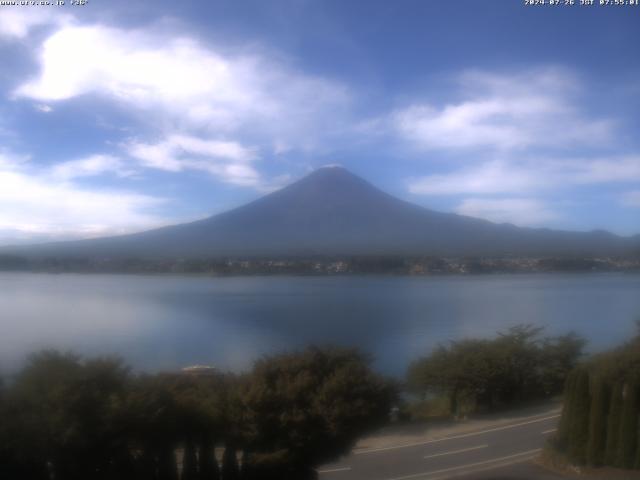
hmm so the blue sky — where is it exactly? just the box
[0,0,639,245]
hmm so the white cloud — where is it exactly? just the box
[0,9,70,39]
[408,160,543,195]
[621,191,640,208]
[409,156,640,196]
[50,154,133,180]
[34,104,53,113]
[455,198,559,227]
[0,170,167,243]
[0,151,169,245]
[15,24,350,149]
[0,150,30,169]
[394,68,613,152]
[569,156,640,183]
[127,134,260,186]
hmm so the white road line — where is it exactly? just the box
[425,451,541,480]
[318,466,352,474]
[541,428,557,434]
[386,448,542,480]
[423,444,488,459]
[355,414,560,455]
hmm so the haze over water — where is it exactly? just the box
[1,272,639,376]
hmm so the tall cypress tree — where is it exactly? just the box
[182,438,199,480]
[199,435,220,480]
[605,381,624,466]
[586,376,609,466]
[557,370,578,448]
[221,444,240,480]
[568,368,591,464]
[157,445,179,480]
[616,380,639,469]
[240,450,256,480]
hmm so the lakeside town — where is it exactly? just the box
[1,254,639,275]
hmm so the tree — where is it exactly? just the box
[241,347,395,476]
[0,371,51,480]
[586,376,609,466]
[199,433,220,480]
[539,332,586,396]
[616,379,639,469]
[408,343,464,415]
[182,438,199,480]
[554,326,640,469]
[557,370,578,448]
[0,347,396,479]
[605,380,624,466]
[7,351,132,480]
[125,375,182,480]
[635,428,640,470]
[494,324,545,404]
[408,325,584,416]
[567,368,590,464]
[222,444,240,480]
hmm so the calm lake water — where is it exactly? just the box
[1,272,639,376]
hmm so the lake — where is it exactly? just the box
[1,272,639,376]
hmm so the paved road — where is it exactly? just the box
[318,410,561,480]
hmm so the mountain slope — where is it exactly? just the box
[4,166,639,258]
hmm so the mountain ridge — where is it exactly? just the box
[2,166,639,259]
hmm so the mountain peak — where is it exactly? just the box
[4,166,635,259]
[280,165,383,199]
[300,165,368,182]
[305,164,353,179]
[317,163,344,169]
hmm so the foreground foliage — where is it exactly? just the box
[555,325,640,469]
[0,347,395,480]
[407,325,585,416]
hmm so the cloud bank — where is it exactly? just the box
[0,151,168,244]
[16,24,350,150]
[398,69,638,227]
[1,11,638,238]
[394,69,613,152]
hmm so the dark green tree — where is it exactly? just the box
[408,325,584,417]
[222,444,240,480]
[494,324,545,405]
[605,380,624,466]
[157,444,179,480]
[126,375,181,480]
[616,380,639,469]
[199,434,220,480]
[567,368,590,464]
[0,347,399,480]
[240,450,256,480]
[7,351,132,480]
[586,376,609,466]
[241,347,395,476]
[557,370,578,448]
[183,438,199,480]
[635,430,640,470]
[539,332,586,396]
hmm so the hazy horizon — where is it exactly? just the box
[2,165,639,250]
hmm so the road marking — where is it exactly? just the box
[423,444,488,459]
[542,428,557,434]
[318,466,352,474]
[425,450,541,480]
[355,413,560,455]
[386,448,542,480]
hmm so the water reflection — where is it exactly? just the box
[1,273,639,375]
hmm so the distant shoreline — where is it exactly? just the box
[1,255,639,276]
